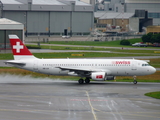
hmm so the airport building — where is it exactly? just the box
[0,0,94,37]
[94,0,160,26]
[146,26,160,34]
[93,0,160,33]
[95,10,153,33]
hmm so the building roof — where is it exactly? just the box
[147,26,160,28]
[0,18,22,25]
[125,0,160,3]
[33,0,65,5]
[64,0,91,6]
[116,13,135,19]
[95,12,134,19]
[1,0,90,6]
[0,18,24,30]
[1,0,23,4]
[94,12,108,18]
[1,0,93,11]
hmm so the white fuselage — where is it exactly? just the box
[15,58,156,77]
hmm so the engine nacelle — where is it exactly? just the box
[91,72,106,81]
[105,76,115,80]
[91,72,115,81]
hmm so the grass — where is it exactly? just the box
[26,44,160,54]
[39,38,160,49]
[145,91,160,99]
[116,71,160,82]
[40,38,143,47]
[33,52,156,58]
[148,58,160,68]
[0,52,158,60]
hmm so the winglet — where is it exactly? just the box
[9,34,36,60]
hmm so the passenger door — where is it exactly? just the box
[132,61,137,70]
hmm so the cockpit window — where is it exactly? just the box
[142,64,150,66]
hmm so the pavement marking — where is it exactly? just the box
[0,108,59,113]
[86,91,98,120]
[70,99,108,101]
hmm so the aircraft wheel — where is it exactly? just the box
[133,80,137,84]
[85,78,90,84]
[78,79,84,84]
[133,75,137,84]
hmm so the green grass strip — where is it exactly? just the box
[0,52,158,60]
[40,38,143,47]
[145,91,160,99]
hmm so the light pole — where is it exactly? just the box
[0,0,3,18]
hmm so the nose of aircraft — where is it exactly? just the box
[150,67,156,74]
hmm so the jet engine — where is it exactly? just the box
[91,72,105,81]
[91,72,115,81]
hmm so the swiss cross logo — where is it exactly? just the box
[96,75,103,79]
[13,42,24,53]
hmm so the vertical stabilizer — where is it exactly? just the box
[9,35,37,60]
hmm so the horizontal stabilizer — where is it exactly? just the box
[5,60,26,66]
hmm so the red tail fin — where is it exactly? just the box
[9,35,36,60]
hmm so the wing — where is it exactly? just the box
[57,67,111,77]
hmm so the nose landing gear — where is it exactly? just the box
[133,76,137,84]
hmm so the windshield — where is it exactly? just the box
[142,64,150,66]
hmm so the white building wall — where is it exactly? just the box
[129,17,139,32]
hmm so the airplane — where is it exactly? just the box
[5,35,156,84]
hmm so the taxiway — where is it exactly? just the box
[0,75,159,120]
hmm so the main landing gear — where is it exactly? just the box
[133,76,137,84]
[78,78,90,84]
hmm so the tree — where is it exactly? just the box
[147,33,153,41]
[142,34,148,43]
[120,40,130,45]
[150,35,157,43]
[141,33,160,43]
[141,33,153,43]
[150,33,160,43]
[155,33,160,43]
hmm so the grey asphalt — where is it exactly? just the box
[0,75,159,120]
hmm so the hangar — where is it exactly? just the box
[0,0,94,37]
